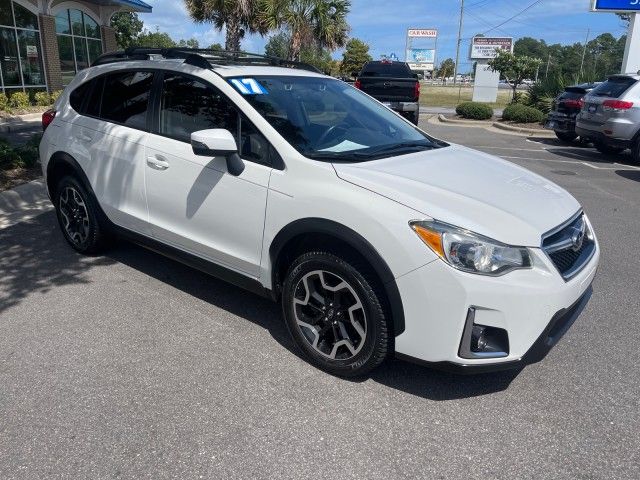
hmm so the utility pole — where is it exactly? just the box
[454,0,465,85]
[579,28,591,80]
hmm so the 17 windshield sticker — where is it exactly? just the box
[229,78,268,95]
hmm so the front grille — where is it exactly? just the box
[542,213,595,280]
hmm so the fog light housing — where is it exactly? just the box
[459,309,509,359]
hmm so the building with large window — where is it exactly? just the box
[0,0,152,95]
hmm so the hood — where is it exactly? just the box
[333,144,580,247]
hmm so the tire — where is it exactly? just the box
[281,251,390,377]
[54,175,111,254]
[631,138,640,165]
[594,141,624,155]
[555,131,577,143]
[410,111,420,125]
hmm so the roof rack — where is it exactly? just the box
[91,48,322,73]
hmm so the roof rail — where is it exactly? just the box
[91,48,321,73]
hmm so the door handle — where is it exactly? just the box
[78,133,93,142]
[146,155,170,170]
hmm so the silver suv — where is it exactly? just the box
[576,73,640,163]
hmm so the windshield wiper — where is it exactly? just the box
[365,141,437,155]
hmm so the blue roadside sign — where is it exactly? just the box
[592,0,640,12]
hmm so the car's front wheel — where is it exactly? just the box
[282,251,390,377]
[594,141,624,155]
[54,176,110,254]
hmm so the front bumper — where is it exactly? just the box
[393,242,599,373]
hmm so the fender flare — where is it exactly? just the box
[270,218,405,336]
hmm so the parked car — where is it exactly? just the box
[354,60,421,124]
[576,73,640,162]
[545,83,600,143]
[40,48,599,377]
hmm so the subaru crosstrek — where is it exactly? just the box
[39,49,600,377]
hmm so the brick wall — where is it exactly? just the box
[38,14,63,93]
[101,26,118,54]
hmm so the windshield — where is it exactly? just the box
[231,76,444,162]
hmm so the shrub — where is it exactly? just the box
[502,104,545,123]
[0,134,42,170]
[50,90,63,103]
[0,139,21,169]
[0,93,8,111]
[455,101,494,120]
[8,91,30,109]
[34,91,52,106]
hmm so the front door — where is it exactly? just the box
[145,73,273,278]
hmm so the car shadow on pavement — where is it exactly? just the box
[109,240,520,400]
[0,212,115,315]
[3,212,519,400]
[615,170,640,182]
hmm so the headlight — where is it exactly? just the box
[410,220,532,275]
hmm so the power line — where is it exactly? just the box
[482,0,545,35]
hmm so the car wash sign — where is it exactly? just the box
[592,0,640,12]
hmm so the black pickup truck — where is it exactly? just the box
[354,61,421,125]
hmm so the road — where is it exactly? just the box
[1,122,639,479]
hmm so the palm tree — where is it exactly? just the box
[260,0,350,61]
[185,0,265,51]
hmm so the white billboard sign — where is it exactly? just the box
[470,37,513,60]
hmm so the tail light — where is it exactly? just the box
[42,109,56,131]
[562,98,584,109]
[602,100,634,111]
[414,81,421,101]
[354,79,361,89]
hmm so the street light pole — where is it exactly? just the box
[454,0,465,85]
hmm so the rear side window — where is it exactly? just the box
[69,81,92,112]
[361,62,412,77]
[590,77,637,98]
[100,71,153,129]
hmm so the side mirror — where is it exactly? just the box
[191,129,244,176]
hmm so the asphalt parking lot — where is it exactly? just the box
[1,122,639,479]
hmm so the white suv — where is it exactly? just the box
[39,49,600,377]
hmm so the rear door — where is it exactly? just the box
[144,72,273,278]
[71,70,154,234]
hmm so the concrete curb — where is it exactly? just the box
[492,121,552,136]
[432,114,555,138]
[437,114,493,126]
[0,179,52,230]
[0,113,43,134]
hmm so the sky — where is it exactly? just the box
[139,0,629,70]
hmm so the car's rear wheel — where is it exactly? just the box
[410,111,420,125]
[631,138,640,165]
[555,131,577,143]
[54,176,110,254]
[594,141,624,155]
[282,251,390,377]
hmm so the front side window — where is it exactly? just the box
[159,74,272,165]
[100,71,153,129]
[55,9,103,85]
[235,76,443,162]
